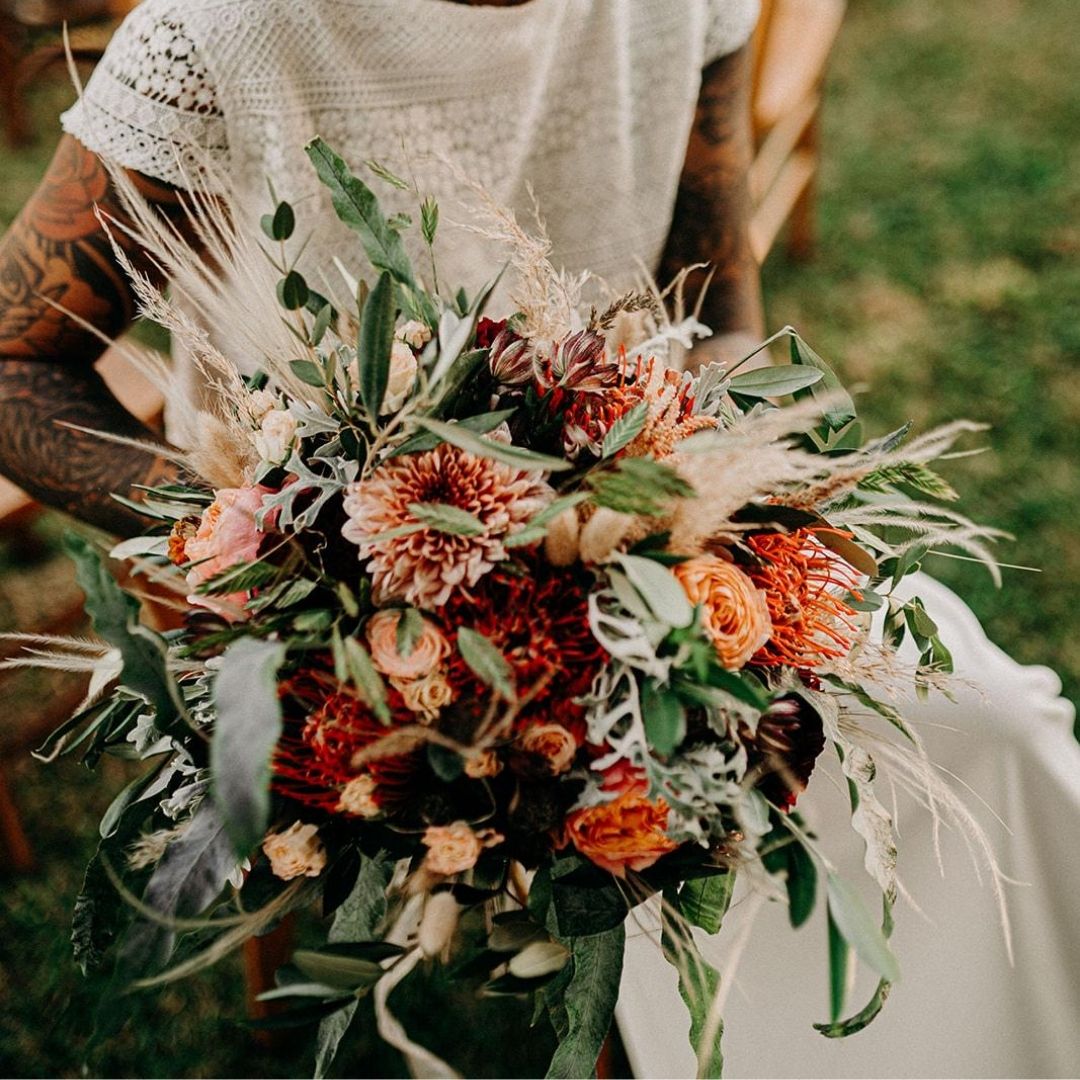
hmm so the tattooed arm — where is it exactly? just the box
[0,135,191,536]
[659,45,765,373]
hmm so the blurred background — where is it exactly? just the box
[1,0,1077,1075]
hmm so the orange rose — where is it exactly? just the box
[674,554,772,670]
[566,789,678,877]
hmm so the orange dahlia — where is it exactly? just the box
[341,442,552,609]
[746,528,862,668]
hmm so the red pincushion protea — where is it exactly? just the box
[440,556,606,742]
[273,670,423,817]
[746,528,862,668]
[341,442,553,609]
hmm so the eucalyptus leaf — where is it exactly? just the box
[457,627,515,699]
[358,269,396,418]
[679,872,735,936]
[407,501,486,536]
[305,138,416,287]
[615,553,695,629]
[416,417,572,472]
[728,365,824,398]
[826,874,900,983]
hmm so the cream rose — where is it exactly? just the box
[337,774,381,818]
[262,821,327,880]
[397,319,432,349]
[674,554,773,670]
[366,610,450,680]
[464,750,503,779]
[254,407,297,465]
[382,340,419,413]
[395,671,453,720]
[247,388,279,422]
[519,723,578,775]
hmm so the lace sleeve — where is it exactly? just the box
[61,1,227,190]
[703,0,760,64]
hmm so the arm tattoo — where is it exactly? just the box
[659,46,764,340]
[0,136,189,535]
[0,360,174,535]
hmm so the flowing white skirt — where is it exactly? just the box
[617,573,1079,1079]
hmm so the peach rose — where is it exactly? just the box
[337,774,381,818]
[185,486,267,621]
[566,788,678,877]
[674,554,772,670]
[397,319,432,349]
[262,821,327,880]
[421,822,504,876]
[366,610,450,681]
[464,749,503,779]
[519,723,578,775]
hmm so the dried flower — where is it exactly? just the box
[544,504,581,566]
[262,821,326,880]
[366,610,449,681]
[674,555,772,670]
[342,443,552,608]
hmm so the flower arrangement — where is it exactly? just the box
[10,140,1009,1078]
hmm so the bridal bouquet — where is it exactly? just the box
[16,140,1005,1078]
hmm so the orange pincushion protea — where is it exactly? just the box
[747,528,862,668]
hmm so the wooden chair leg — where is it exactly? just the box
[788,113,820,262]
[0,763,35,873]
[244,913,297,1046]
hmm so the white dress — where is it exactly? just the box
[63,2,1079,1076]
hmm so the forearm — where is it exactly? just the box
[0,358,174,535]
[660,46,764,367]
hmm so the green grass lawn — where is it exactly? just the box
[1,1,1078,1075]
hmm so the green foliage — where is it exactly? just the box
[600,399,648,457]
[261,201,295,242]
[727,364,823,398]
[62,533,179,733]
[543,925,625,1079]
[860,461,959,501]
[825,874,899,984]
[118,798,238,977]
[407,501,486,536]
[277,269,310,311]
[456,627,515,699]
[415,416,573,472]
[661,888,724,1078]
[587,455,695,515]
[358,270,397,418]
[210,638,287,856]
[305,138,416,288]
[679,872,736,936]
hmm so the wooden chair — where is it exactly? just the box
[748,0,847,263]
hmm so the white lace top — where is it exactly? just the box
[63,0,758,301]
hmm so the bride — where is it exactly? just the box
[0,0,1075,1075]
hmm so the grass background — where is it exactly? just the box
[1,0,1077,1075]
